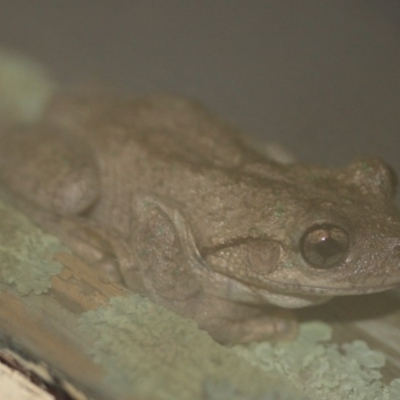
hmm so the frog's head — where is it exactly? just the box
[201,157,400,308]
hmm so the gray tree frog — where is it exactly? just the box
[1,91,400,344]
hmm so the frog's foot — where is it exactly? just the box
[95,257,123,284]
[239,308,298,343]
[201,308,298,344]
[62,237,123,285]
[0,186,135,289]
[56,216,147,290]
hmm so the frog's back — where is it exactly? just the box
[48,92,256,169]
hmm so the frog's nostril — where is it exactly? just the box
[389,245,400,272]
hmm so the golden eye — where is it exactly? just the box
[300,224,349,269]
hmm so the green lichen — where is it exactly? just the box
[0,49,62,295]
[201,380,309,400]
[78,295,399,400]
[389,379,400,400]
[78,295,303,400]
[234,321,400,400]
[0,200,65,295]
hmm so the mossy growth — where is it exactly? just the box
[78,295,305,400]
[0,200,65,295]
[234,321,400,400]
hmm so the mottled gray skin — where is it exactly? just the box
[1,91,400,344]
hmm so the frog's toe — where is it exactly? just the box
[269,309,299,341]
[234,309,298,343]
[202,309,299,344]
[97,257,123,284]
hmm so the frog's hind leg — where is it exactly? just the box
[0,124,100,217]
[0,125,135,286]
[0,124,107,264]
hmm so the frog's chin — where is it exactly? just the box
[255,289,333,308]
[202,268,333,308]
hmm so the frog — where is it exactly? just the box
[1,90,400,344]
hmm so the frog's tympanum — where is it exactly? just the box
[1,92,400,343]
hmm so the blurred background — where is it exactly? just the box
[0,1,399,174]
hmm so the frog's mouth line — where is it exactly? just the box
[197,254,399,299]
[199,252,400,297]
[241,275,400,297]
[199,250,400,296]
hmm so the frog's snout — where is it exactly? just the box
[383,243,400,274]
[349,234,400,290]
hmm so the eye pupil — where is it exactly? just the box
[313,236,342,260]
[300,224,349,269]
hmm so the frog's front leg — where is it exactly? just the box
[195,297,298,344]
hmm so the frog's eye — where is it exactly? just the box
[300,224,349,269]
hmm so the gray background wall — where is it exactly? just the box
[1,1,399,176]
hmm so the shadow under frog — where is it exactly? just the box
[1,91,400,344]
